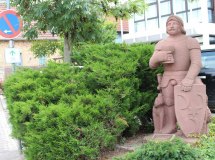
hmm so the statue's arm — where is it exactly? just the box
[185,48,202,80]
[149,42,172,69]
[181,38,202,91]
[149,50,162,69]
[149,50,173,69]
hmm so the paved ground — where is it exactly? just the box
[0,95,24,160]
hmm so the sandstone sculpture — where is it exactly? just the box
[149,15,211,137]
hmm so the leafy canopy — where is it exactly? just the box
[11,0,147,62]
[11,0,146,41]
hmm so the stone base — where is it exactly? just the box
[150,133,198,144]
[152,134,176,141]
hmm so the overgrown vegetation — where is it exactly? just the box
[4,43,160,159]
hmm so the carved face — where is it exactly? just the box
[166,20,182,36]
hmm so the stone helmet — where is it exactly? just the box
[166,15,186,35]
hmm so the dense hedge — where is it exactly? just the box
[4,43,160,159]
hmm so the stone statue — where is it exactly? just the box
[149,15,211,137]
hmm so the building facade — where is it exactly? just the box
[123,0,215,50]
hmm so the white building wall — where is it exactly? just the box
[123,0,215,50]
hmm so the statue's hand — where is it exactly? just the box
[149,50,174,69]
[158,50,174,63]
[180,78,194,92]
[164,52,174,63]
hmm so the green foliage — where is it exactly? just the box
[75,21,117,44]
[11,0,147,62]
[73,43,158,135]
[114,117,215,160]
[30,23,117,58]
[194,117,215,160]
[208,116,215,135]
[195,135,215,160]
[11,0,146,39]
[31,40,63,57]
[24,104,116,160]
[102,0,147,19]
[4,63,76,138]
[4,43,159,159]
[114,138,201,160]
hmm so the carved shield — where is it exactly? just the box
[174,84,207,137]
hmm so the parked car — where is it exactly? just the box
[199,49,215,113]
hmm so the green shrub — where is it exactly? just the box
[4,43,159,159]
[114,138,201,160]
[3,63,77,139]
[24,103,117,160]
[209,116,215,135]
[194,117,215,160]
[114,118,215,160]
[195,135,215,160]
[73,43,160,135]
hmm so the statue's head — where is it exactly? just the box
[166,15,186,35]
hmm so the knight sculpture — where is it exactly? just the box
[149,15,211,137]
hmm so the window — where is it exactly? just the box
[176,13,187,23]
[174,0,186,12]
[147,19,159,30]
[188,9,201,22]
[145,1,159,29]
[208,0,214,23]
[210,36,215,44]
[39,56,46,65]
[134,14,145,21]
[160,16,169,28]
[146,0,156,3]
[135,21,146,32]
[188,0,201,9]
[173,0,189,23]
[160,1,171,16]
[208,0,213,8]
[208,10,213,23]
[134,13,145,33]
[147,4,158,18]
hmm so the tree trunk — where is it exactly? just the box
[63,33,72,63]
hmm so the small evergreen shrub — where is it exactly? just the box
[115,118,215,160]
[195,116,215,160]
[114,138,201,160]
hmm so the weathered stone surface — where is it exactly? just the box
[174,84,207,137]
